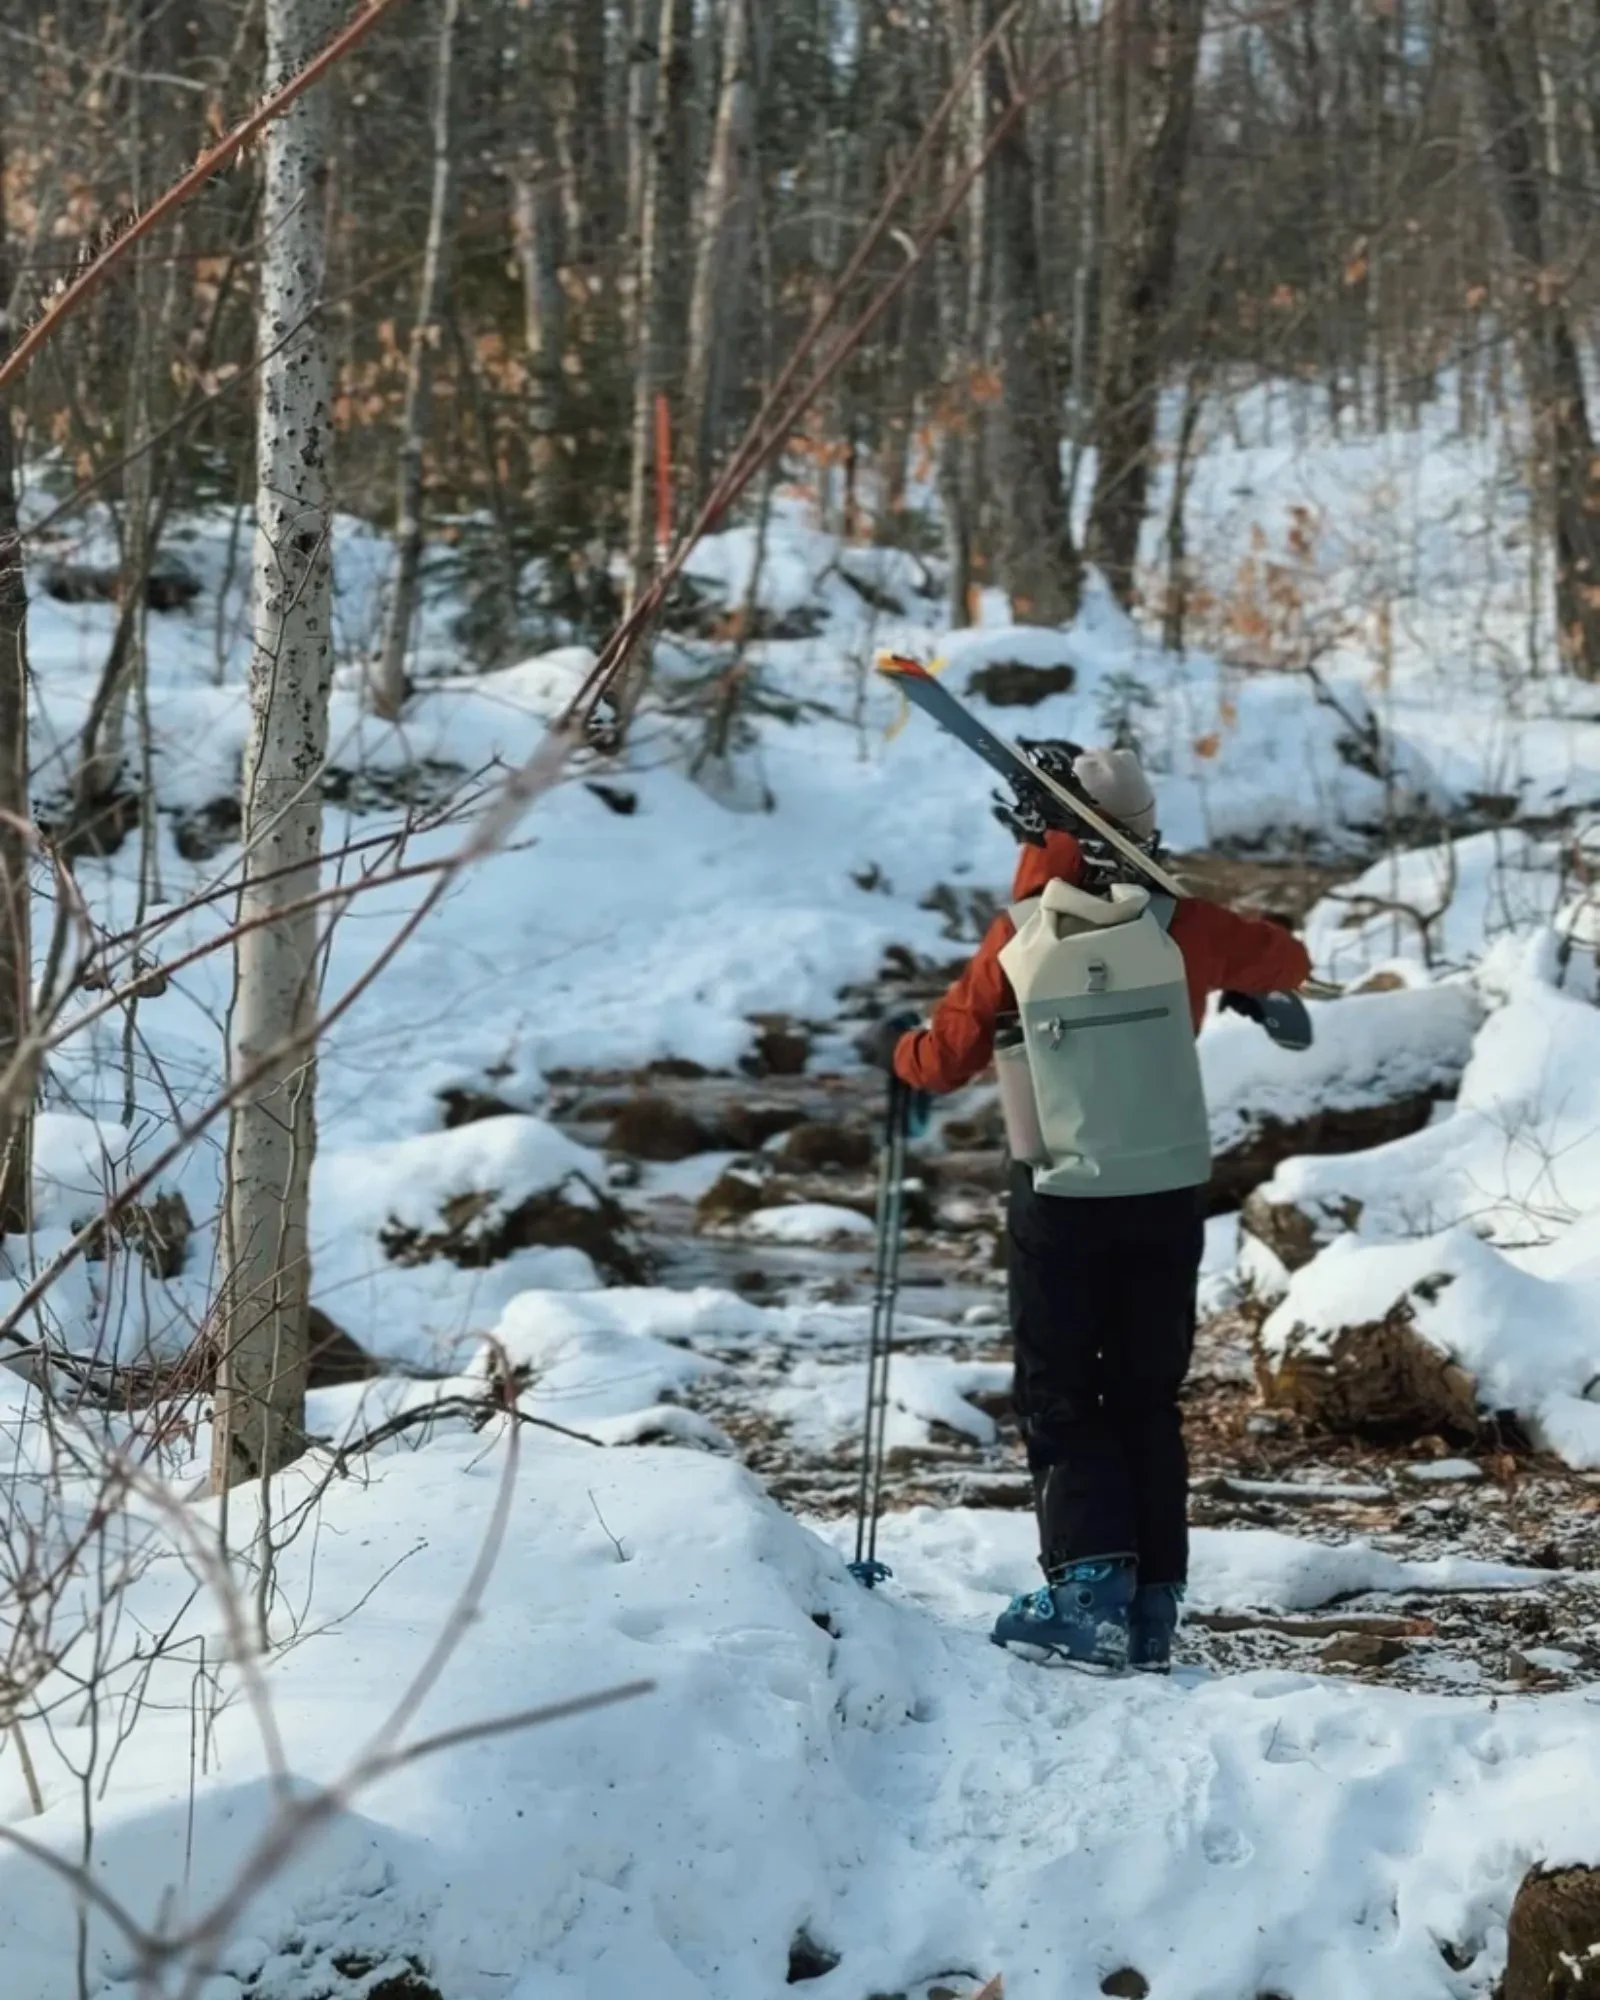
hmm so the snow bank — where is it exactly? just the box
[6,1438,1599,2000]
[1261,1228,1600,1467]
[768,1354,1011,1452]
[1258,935,1600,1250]
[299,1118,614,1370]
[740,1201,875,1244]
[317,1114,604,1241]
[1306,829,1565,981]
[488,1287,722,1433]
[1201,981,1480,1156]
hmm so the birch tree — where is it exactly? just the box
[373,0,463,718]
[0,97,31,1239]
[213,0,341,1493]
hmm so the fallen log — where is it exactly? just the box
[1188,1610,1436,1640]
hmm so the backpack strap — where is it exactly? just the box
[1147,893,1177,933]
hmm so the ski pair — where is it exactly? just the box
[876,651,1334,1046]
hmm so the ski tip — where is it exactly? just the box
[875,650,931,681]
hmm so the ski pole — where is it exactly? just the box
[864,1085,909,1574]
[851,1073,909,1588]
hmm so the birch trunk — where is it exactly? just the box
[510,116,568,535]
[373,0,462,718]
[212,0,340,1493]
[684,0,757,496]
[0,102,31,1239]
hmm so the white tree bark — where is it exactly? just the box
[212,0,340,1493]
[372,0,461,718]
[0,100,32,1239]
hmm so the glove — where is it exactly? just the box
[1219,990,1265,1024]
[857,1009,920,1075]
[1221,989,1314,1052]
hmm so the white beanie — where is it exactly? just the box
[1071,747,1158,841]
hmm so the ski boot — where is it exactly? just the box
[1128,1583,1184,1674]
[991,1557,1135,1670]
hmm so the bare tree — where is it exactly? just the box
[684,0,759,496]
[373,0,463,718]
[1085,0,1205,606]
[0,92,30,1238]
[983,0,1081,625]
[1463,0,1600,680]
[213,0,342,1493]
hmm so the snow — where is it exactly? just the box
[1253,934,1600,1255]
[20,386,1600,1999]
[1,1430,1590,2000]
[1202,980,1481,1156]
[856,1506,1551,1616]
[1404,1460,1486,1485]
[768,1355,1011,1453]
[740,1201,875,1243]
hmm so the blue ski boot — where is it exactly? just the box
[991,1558,1136,1670]
[1128,1583,1184,1674]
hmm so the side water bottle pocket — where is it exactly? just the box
[994,1017,1048,1166]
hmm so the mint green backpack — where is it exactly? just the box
[996,878,1211,1198]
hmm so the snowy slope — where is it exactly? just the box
[0,1424,1589,2000]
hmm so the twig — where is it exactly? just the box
[588,1490,629,1564]
[330,1394,604,1473]
[9,1722,45,1815]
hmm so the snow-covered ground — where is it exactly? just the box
[9,389,1600,1997]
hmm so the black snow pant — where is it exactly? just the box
[1007,1165,1205,1586]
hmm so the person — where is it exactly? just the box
[874,743,1311,1672]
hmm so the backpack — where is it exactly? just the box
[996,878,1211,1198]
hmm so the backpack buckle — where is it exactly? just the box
[1087,959,1109,994]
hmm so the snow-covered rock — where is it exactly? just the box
[1261,1227,1600,1465]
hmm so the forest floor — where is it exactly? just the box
[12,392,1600,1997]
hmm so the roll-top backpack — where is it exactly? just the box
[996,878,1211,1198]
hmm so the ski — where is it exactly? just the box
[877,650,1342,1019]
[876,651,1189,897]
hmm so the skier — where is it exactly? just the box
[870,743,1310,1672]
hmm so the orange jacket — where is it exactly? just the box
[893,831,1313,1094]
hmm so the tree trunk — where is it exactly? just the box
[373,0,462,718]
[684,0,757,497]
[1161,363,1206,654]
[983,0,1081,626]
[556,0,613,279]
[1464,0,1600,679]
[510,125,569,537]
[1085,0,1205,607]
[0,103,31,1240]
[212,0,340,1494]
[618,0,694,722]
